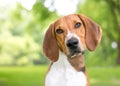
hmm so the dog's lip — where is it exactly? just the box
[68,50,85,58]
[71,53,82,58]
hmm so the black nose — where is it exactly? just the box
[67,38,79,49]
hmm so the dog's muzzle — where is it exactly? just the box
[66,38,84,58]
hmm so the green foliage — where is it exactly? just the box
[32,0,55,22]
[9,3,24,21]
[0,0,59,66]
[0,0,119,66]
[0,34,40,66]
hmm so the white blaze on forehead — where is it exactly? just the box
[66,31,79,40]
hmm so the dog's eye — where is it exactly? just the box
[56,29,64,34]
[75,22,81,28]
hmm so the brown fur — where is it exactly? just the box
[43,14,102,86]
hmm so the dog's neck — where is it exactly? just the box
[54,51,85,72]
[46,51,87,86]
[67,55,85,71]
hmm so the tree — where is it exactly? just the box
[0,0,58,65]
[104,0,120,64]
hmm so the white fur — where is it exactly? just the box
[45,52,87,86]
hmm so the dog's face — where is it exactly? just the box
[43,14,102,62]
[54,15,86,58]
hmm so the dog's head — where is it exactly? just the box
[43,14,102,62]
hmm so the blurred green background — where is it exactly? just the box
[0,0,120,86]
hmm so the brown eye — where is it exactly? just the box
[75,22,81,28]
[56,29,64,34]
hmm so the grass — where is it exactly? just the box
[0,66,48,86]
[88,67,120,86]
[0,66,120,86]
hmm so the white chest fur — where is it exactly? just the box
[45,52,87,86]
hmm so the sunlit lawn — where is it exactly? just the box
[0,66,120,86]
[0,66,47,86]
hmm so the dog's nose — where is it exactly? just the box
[67,38,78,49]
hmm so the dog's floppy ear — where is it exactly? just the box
[77,14,102,51]
[43,24,59,62]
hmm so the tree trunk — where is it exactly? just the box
[116,26,120,64]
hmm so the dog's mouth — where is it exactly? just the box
[68,48,85,58]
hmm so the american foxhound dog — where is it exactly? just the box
[43,14,102,86]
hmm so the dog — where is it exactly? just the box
[43,14,102,86]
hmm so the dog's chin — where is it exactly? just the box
[71,53,82,58]
[67,51,85,58]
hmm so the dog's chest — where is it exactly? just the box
[45,53,87,86]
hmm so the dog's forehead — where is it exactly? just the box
[54,14,81,29]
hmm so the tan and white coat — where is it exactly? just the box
[43,14,102,86]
